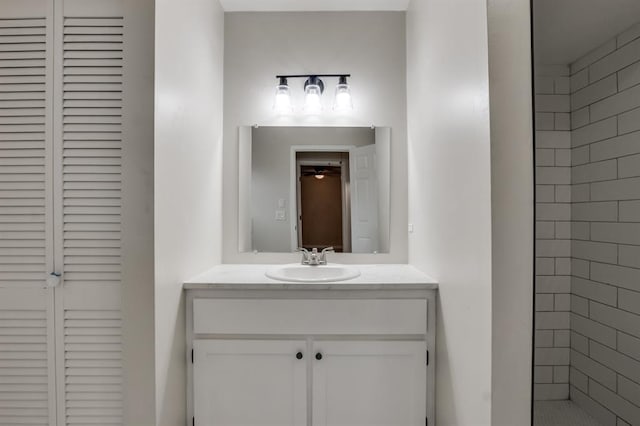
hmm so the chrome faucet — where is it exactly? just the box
[299,247,334,265]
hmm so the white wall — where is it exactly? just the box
[223,11,408,263]
[121,0,156,424]
[487,0,534,423]
[154,0,224,424]
[406,0,494,425]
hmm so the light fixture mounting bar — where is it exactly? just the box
[275,74,351,79]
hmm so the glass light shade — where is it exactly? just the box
[333,83,353,111]
[273,84,293,113]
[314,174,325,180]
[303,84,323,114]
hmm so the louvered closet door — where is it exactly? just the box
[0,1,125,424]
[53,1,124,424]
[0,1,56,425]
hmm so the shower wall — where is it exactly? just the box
[534,65,572,400]
[568,22,640,426]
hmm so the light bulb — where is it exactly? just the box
[314,174,325,180]
[334,84,353,111]
[304,84,323,114]
[303,76,324,114]
[333,76,353,111]
[273,78,292,114]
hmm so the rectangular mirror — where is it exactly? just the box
[238,126,391,254]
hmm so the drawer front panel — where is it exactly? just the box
[193,298,427,335]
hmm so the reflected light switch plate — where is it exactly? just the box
[275,210,286,221]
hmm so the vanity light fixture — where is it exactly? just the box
[273,74,353,114]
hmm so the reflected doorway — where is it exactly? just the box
[296,152,350,252]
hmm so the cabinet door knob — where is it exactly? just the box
[296,352,303,360]
[315,352,322,360]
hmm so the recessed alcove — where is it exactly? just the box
[154,1,534,424]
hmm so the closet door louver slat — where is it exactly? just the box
[61,16,122,286]
[60,16,123,426]
[0,14,53,426]
[0,18,47,288]
[0,309,48,425]
[63,309,122,425]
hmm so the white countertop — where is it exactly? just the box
[184,264,438,290]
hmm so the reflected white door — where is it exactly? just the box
[312,340,426,426]
[349,145,379,253]
[193,339,307,426]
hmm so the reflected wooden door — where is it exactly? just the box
[300,174,343,250]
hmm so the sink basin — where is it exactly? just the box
[265,263,360,283]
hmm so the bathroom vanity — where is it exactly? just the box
[184,264,438,426]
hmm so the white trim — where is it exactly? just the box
[238,127,253,252]
[51,1,65,422]
[44,1,58,423]
[341,157,351,253]
[374,127,391,252]
[218,0,411,12]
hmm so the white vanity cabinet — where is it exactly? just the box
[311,340,426,426]
[193,339,307,426]
[185,265,438,426]
[192,338,426,426]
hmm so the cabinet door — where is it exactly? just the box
[312,341,426,426]
[193,339,307,426]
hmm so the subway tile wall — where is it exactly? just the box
[568,22,640,426]
[535,64,572,401]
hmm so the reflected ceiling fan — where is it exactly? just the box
[301,165,342,180]
[302,166,329,180]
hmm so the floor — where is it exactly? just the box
[534,400,602,426]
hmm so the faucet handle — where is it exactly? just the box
[319,247,334,264]
[297,247,311,265]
